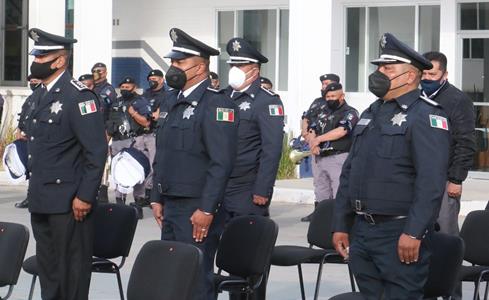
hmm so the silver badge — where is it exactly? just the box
[159,112,168,119]
[401,104,408,110]
[30,31,40,42]
[183,106,195,119]
[232,40,241,52]
[380,34,387,49]
[191,101,198,107]
[391,112,407,126]
[357,118,371,126]
[50,101,63,114]
[170,29,178,42]
[239,101,251,111]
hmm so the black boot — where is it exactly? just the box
[14,198,29,208]
[97,185,109,203]
[301,201,318,222]
[144,189,152,204]
[130,201,143,219]
[116,196,126,205]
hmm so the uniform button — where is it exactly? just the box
[33,119,37,124]
[28,154,32,159]
[29,172,32,177]
[30,136,34,141]
[56,179,61,184]
[48,119,53,124]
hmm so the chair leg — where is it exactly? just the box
[116,269,125,300]
[313,262,326,300]
[348,265,356,292]
[474,275,483,300]
[484,281,489,300]
[28,275,37,300]
[297,264,306,300]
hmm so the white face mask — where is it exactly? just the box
[228,66,247,90]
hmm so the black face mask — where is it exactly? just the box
[120,89,134,99]
[321,89,327,98]
[327,99,340,110]
[165,64,199,90]
[368,70,409,98]
[148,80,159,90]
[29,82,40,91]
[30,57,59,80]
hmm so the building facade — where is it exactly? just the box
[1,0,489,175]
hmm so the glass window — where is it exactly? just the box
[472,38,484,59]
[460,3,478,30]
[480,2,489,29]
[217,11,235,87]
[345,7,366,92]
[419,5,440,54]
[217,9,289,91]
[368,6,415,73]
[279,9,289,91]
[2,0,27,83]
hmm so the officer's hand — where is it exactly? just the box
[152,111,159,120]
[72,197,92,222]
[447,182,462,198]
[311,146,320,156]
[14,129,27,140]
[151,202,164,228]
[252,194,269,206]
[332,232,350,260]
[309,137,321,149]
[398,234,421,264]
[190,210,214,243]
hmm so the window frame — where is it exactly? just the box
[342,1,440,93]
[215,6,289,91]
[0,0,29,87]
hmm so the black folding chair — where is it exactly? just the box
[127,240,202,300]
[214,215,279,299]
[271,199,355,300]
[328,232,465,300]
[23,203,138,300]
[0,222,29,300]
[458,210,489,300]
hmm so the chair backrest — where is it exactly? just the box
[216,215,279,278]
[127,240,202,300]
[0,222,29,287]
[307,199,335,249]
[93,203,138,259]
[423,232,465,298]
[460,210,489,266]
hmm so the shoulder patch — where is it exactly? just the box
[420,95,440,107]
[71,79,89,91]
[269,104,284,116]
[216,107,235,122]
[429,114,449,130]
[261,86,277,96]
[78,100,98,116]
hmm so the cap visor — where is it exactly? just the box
[29,49,56,56]
[164,50,193,60]
[226,59,253,64]
[371,57,402,65]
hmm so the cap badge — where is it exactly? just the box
[380,34,387,49]
[232,40,241,52]
[170,29,178,42]
[30,31,40,42]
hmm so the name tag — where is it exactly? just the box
[357,118,371,126]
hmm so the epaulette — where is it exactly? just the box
[260,86,277,96]
[70,79,89,91]
[207,87,223,93]
[420,95,441,107]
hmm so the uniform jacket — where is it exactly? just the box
[26,71,108,213]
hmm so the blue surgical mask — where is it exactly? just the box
[421,73,446,96]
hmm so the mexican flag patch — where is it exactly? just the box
[216,108,234,122]
[78,100,97,116]
[429,114,448,130]
[269,104,284,116]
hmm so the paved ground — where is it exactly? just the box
[0,179,487,299]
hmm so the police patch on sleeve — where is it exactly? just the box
[269,105,284,116]
[70,79,88,91]
[78,100,98,116]
[429,115,449,130]
[216,108,235,122]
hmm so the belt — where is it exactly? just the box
[356,212,407,225]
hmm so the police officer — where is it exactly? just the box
[301,83,359,222]
[106,76,152,212]
[260,76,273,91]
[78,74,94,90]
[13,74,42,209]
[301,73,340,140]
[332,33,450,299]
[220,37,284,300]
[150,28,238,300]
[26,28,107,300]
[209,71,220,89]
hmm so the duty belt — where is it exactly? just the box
[354,200,406,225]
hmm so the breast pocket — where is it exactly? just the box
[169,120,195,151]
[351,125,368,155]
[238,113,254,136]
[39,113,63,141]
[377,125,409,158]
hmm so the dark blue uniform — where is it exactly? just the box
[151,79,238,300]
[18,93,37,138]
[333,89,450,298]
[143,87,166,113]
[94,79,116,121]
[223,78,284,216]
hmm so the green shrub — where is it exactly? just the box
[276,134,296,180]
